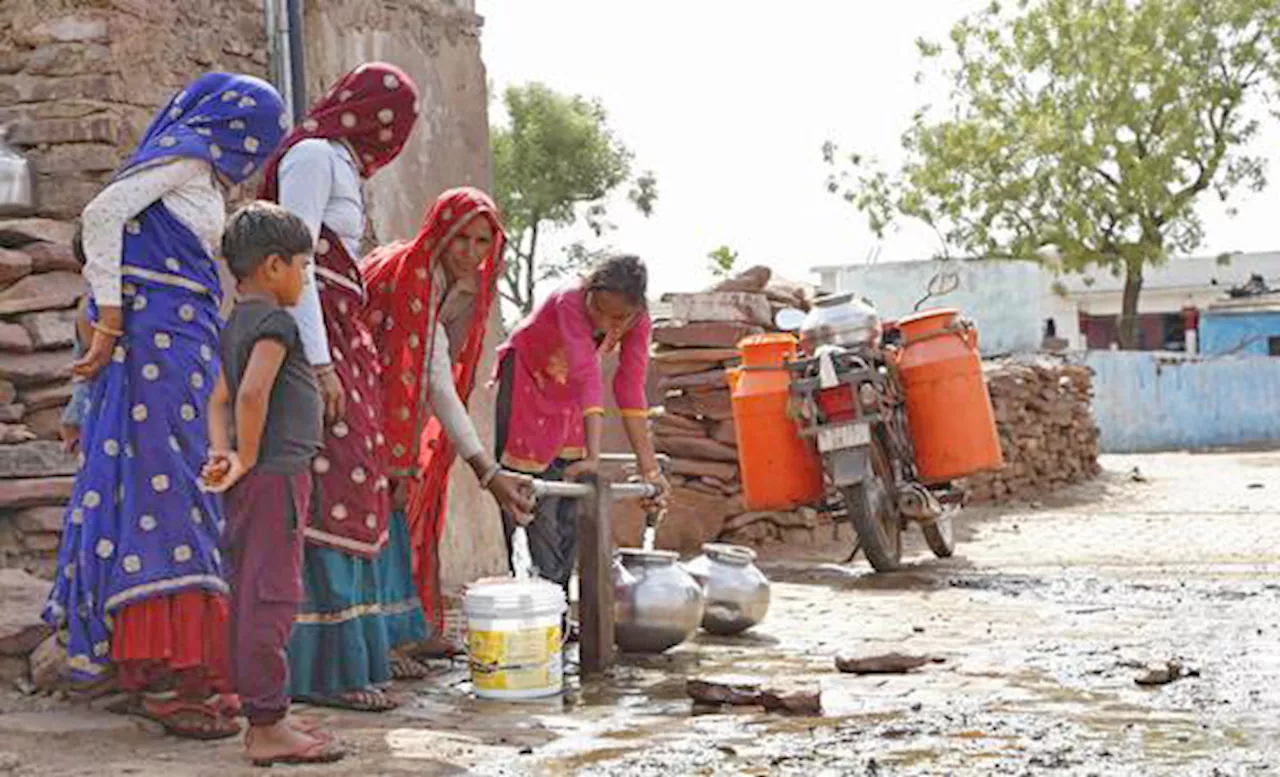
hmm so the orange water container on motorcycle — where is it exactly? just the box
[728,333,825,511]
[893,308,1003,483]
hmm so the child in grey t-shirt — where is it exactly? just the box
[200,201,341,766]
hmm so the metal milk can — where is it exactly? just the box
[682,543,770,635]
[612,548,705,654]
[0,128,34,217]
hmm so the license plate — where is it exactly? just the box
[818,422,870,452]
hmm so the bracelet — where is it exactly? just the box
[313,363,336,377]
[479,462,501,489]
[642,469,664,482]
[91,321,124,338]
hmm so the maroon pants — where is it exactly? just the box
[222,469,310,726]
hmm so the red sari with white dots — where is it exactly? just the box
[257,62,419,558]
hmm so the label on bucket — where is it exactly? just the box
[468,623,563,692]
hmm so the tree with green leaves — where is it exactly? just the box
[825,0,1280,349]
[492,82,657,316]
[707,245,739,278]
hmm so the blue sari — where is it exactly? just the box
[43,73,286,684]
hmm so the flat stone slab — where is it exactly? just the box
[0,569,53,657]
[835,652,946,675]
[0,477,75,510]
[0,441,78,478]
[687,674,821,715]
[666,292,773,328]
[0,272,84,317]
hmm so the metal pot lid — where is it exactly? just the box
[813,291,857,308]
[616,547,679,565]
[700,543,757,564]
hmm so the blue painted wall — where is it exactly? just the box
[1200,310,1280,356]
[1086,351,1280,453]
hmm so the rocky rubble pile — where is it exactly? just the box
[0,219,81,580]
[961,357,1101,504]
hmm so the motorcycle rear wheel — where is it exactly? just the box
[842,433,902,572]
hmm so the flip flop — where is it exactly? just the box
[300,689,399,713]
[251,737,345,767]
[389,654,431,680]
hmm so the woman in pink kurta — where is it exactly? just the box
[494,254,668,596]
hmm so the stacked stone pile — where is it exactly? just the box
[613,267,826,554]
[0,218,81,580]
[962,357,1101,504]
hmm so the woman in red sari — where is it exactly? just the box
[362,187,534,652]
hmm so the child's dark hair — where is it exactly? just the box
[221,200,312,281]
[71,224,86,267]
[583,254,648,309]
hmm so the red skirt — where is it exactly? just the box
[111,589,231,697]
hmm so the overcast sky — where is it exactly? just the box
[477,0,1280,296]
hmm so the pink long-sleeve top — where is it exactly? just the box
[498,279,652,418]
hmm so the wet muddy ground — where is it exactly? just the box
[0,451,1277,776]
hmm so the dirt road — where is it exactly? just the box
[0,451,1276,775]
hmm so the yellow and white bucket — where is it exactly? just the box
[463,575,566,700]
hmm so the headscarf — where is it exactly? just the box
[259,62,419,199]
[120,72,287,185]
[361,187,505,624]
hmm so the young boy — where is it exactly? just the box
[201,201,343,766]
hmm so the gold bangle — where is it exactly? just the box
[91,321,124,338]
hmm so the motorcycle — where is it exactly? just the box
[773,294,967,572]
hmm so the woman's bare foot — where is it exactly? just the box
[407,635,464,659]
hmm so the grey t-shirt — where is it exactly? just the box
[220,297,323,474]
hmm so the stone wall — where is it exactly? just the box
[0,1,498,591]
[0,1,269,221]
[0,1,268,578]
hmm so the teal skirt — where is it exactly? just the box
[288,510,429,698]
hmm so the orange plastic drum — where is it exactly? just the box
[728,333,825,511]
[894,308,1003,483]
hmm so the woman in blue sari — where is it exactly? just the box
[43,72,286,740]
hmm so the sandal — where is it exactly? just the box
[389,653,431,680]
[213,693,242,719]
[251,736,345,767]
[302,689,399,713]
[141,694,241,740]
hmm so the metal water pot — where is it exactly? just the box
[799,292,882,351]
[682,543,771,636]
[0,129,34,217]
[612,548,705,654]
